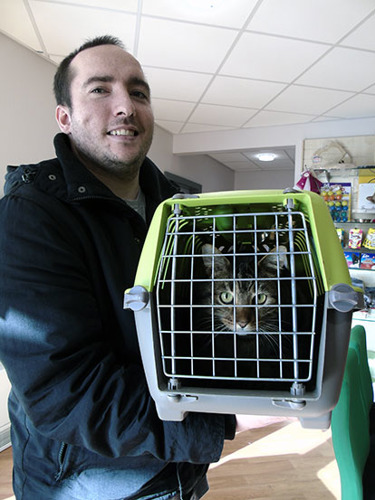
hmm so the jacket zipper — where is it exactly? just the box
[55,442,68,482]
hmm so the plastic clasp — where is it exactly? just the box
[123,285,149,311]
[328,283,363,313]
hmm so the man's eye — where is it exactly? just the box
[91,88,107,94]
[131,90,149,100]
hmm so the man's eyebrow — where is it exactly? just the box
[83,75,114,88]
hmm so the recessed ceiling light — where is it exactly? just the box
[185,0,222,10]
[257,153,277,162]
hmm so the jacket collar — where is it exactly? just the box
[53,133,178,207]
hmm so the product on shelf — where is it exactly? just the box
[336,228,344,246]
[320,183,351,222]
[360,253,375,270]
[344,251,361,268]
[348,228,363,249]
[363,227,375,250]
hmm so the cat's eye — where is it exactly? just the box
[257,293,267,305]
[220,291,233,304]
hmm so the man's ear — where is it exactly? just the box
[56,105,72,134]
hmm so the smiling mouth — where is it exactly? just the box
[108,129,138,137]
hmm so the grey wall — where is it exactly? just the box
[0,33,58,175]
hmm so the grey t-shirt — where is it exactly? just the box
[125,189,146,221]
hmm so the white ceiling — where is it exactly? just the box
[2,0,375,172]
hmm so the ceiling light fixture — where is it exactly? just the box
[185,0,222,10]
[257,153,277,162]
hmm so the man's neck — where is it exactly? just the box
[70,141,141,200]
[88,168,140,200]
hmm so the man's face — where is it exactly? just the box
[56,44,154,181]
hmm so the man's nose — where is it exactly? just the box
[114,91,136,118]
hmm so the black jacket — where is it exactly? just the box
[0,133,235,499]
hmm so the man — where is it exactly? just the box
[0,35,285,500]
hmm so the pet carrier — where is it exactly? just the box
[124,189,362,429]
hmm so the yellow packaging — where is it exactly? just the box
[363,228,375,250]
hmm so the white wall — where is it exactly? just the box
[173,154,234,192]
[0,33,59,179]
[150,124,235,192]
[234,168,294,191]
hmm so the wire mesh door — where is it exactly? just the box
[155,199,320,396]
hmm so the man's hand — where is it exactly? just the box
[235,414,297,433]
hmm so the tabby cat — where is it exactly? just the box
[199,243,290,336]
[192,242,298,380]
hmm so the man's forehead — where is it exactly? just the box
[71,44,144,81]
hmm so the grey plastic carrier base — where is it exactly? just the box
[126,288,355,430]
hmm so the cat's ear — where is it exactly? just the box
[277,245,288,269]
[201,244,230,276]
[201,244,220,269]
[261,245,288,270]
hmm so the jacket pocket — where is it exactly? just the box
[55,442,69,482]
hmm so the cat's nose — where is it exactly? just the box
[237,321,249,330]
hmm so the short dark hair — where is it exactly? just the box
[53,35,125,107]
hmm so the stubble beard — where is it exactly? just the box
[71,129,153,183]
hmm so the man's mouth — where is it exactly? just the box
[108,129,138,137]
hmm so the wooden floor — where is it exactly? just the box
[0,446,14,500]
[205,421,340,500]
[0,422,340,499]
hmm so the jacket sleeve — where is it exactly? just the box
[0,191,235,464]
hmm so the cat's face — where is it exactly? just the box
[200,243,288,335]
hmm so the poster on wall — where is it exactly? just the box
[303,136,375,172]
[358,183,375,213]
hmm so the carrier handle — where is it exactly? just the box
[123,285,150,311]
